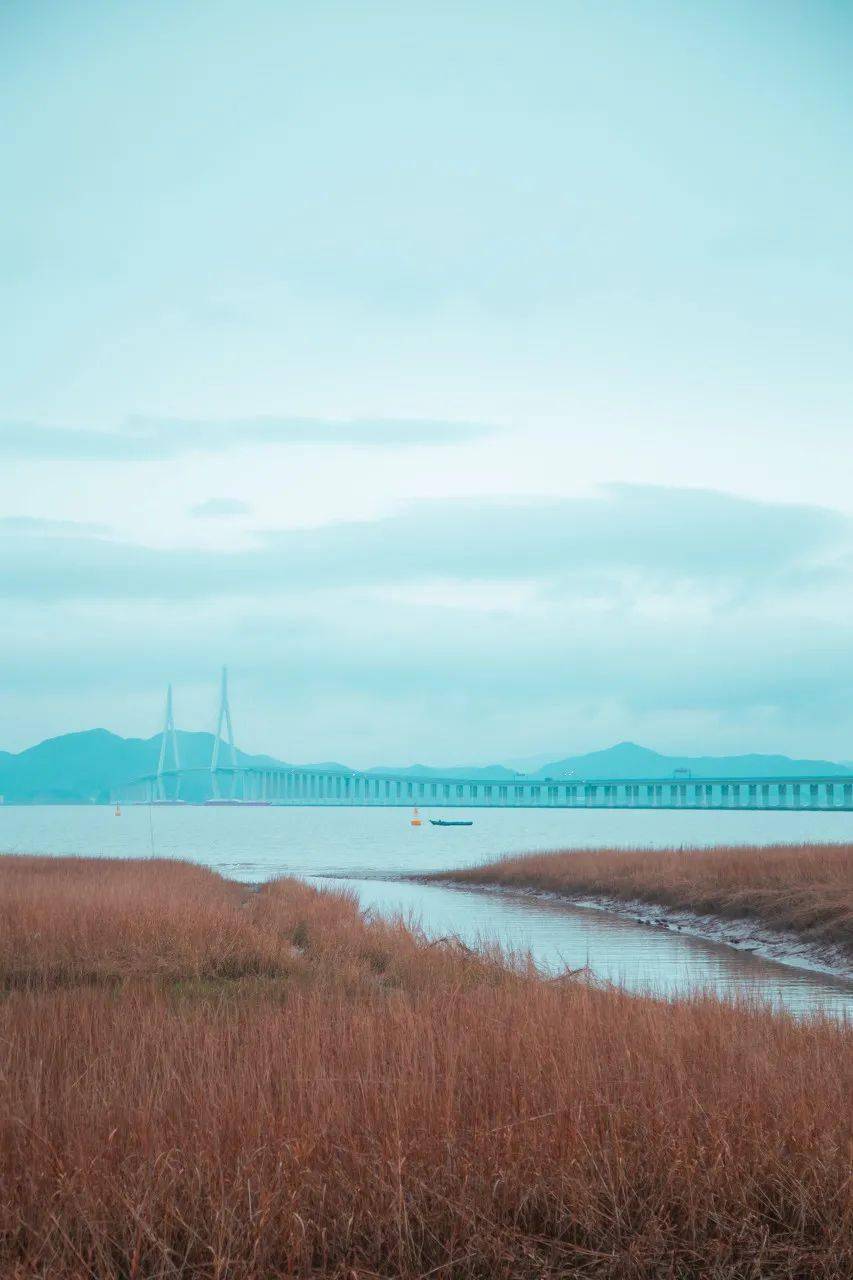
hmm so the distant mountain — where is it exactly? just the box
[301,761,355,774]
[0,729,285,804]
[366,762,520,780]
[532,741,853,781]
[499,750,566,773]
[1,730,849,804]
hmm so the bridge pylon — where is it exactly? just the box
[210,666,238,799]
[156,683,181,801]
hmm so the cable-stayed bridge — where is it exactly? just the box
[118,671,853,812]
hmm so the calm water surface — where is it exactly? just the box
[2,805,851,1017]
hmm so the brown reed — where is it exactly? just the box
[0,854,850,1278]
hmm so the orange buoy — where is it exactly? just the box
[410,806,422,827]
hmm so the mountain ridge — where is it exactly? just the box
[530,740,853,781]
[0,729,285,804]
[0,731,849,803]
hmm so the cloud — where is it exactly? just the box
[0,484,851,759]
[1,552,851,763]
[189,498,252,518]
[0,484,847,604]
[0,516,110,536]
[0,416,496,462]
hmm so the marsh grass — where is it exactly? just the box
[0,854,850,1278]
[435,842,853,958]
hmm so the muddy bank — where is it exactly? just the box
[419,879,853,982]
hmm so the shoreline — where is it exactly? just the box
[417,878,853,983]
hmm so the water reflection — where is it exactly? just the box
[320,876,852,1018]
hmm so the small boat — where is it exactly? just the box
[429,818,473,827]
[410,806,422,827]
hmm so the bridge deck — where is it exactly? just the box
[120,765,853,811]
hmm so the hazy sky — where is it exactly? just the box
[2,1,852,763]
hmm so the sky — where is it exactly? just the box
[1,0,852,764]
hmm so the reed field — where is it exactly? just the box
[434,843,853,959]
[0,854,851,1279]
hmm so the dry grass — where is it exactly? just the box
[0,855,295,988]
[0,854,851,1279]
[435,843,853,958]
